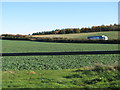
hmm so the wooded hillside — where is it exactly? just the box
[32,24,119,35]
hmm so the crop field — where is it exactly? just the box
[32,31,119,40]
[2,39,119,88]
[2,54,119,70]
[2,40,118,53]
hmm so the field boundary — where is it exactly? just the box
[1,50,120,56]
[2,38,120,44]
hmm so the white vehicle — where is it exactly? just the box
[88,35,108,40]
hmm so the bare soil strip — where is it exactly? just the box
[1,50,120,56]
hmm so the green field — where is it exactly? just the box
[2,39,119,88]
[32,31,119,40]
[3,67,120,88]
[2,40,118,53]
[2,54,119,70]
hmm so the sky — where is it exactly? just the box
[1,2,118,35]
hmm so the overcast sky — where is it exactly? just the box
[2,2,118,35]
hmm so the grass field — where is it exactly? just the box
[32,31,119,40]
[3,65,120,88]
[2,40,118,53]
[2,39,119,88]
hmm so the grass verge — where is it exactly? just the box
[2,64,120,88]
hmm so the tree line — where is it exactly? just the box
[32,24,119,35]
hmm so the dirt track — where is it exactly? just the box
[1,50,120,56]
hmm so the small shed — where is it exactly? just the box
[87,35,108,40]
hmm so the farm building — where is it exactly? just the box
[87,35,108,40]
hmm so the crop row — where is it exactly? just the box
[2,54,119,70]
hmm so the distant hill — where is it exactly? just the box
[32,24,119,35]
[32,31,119,40]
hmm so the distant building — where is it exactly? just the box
[87,35,108,40]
